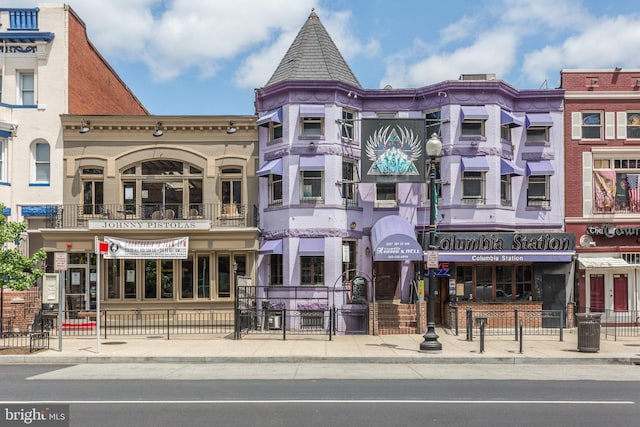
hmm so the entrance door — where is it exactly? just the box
[374,262,399,301]
[66,266,88,313]
[542,274,566,327]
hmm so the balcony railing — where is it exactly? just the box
[8,8,39,30]
[43,203,258,229]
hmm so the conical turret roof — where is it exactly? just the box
[265,9,362,88]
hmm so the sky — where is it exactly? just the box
[12,0,640,115]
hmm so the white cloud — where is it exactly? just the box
[522,15,640,83]
[381,28,520,89]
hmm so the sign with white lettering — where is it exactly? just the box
[54,252,67,271]
[88,220,211,230]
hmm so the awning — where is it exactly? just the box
[299,104,325,117]
[461,156,490,172]
[526,160,555,176]
[299,238,325,255]
[256,158,283,177]
[460,106,489,120]
[370,215,423,261]
[525,113,553,128]
[299,156,325,170]
[259,239,283,254]
[579,257,630,268]
[500,159,524,175]
[256,108,282,127]
[500,110,523,127]
[0,129,11,138]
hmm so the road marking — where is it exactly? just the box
[0,400,634,405]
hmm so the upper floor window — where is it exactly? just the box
[300,170,324,203]
[592,161,640,213]
[300,105,324,137]
[0,139,6,182]
[626,112,640,139]
[376,112,397,118]
[269,174,283,206]
[342,240,357,283]
[580,112,602,139]
[460,106,488,138]
[32,141,49,183]
[500,125,512,142]
[270,122,283,141]
[462,172,485,204]
[500,174,512,206]
[425,110,441,137]
[526,126,549,143]
[341,109,355,141]
[375,183,397,208]
[18,71,35,105]
[342,160,357,206]
[270,254,283,286]
[81,167,104,215]
[301,255,324,286]
[221,167,242,216]
[527,175,550,207]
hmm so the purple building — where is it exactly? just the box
[254,10,573,335]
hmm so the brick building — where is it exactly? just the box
[563,69,640,322]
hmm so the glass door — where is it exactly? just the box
[66,266,88,313]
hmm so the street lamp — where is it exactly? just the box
[420,133,443,352]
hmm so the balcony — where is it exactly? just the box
[43,203,258,230]
[7,8,39,30]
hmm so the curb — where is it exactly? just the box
[1,355,639,365]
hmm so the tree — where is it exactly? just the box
[0,204,46,290]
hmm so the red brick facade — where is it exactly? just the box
[67,9,148,115]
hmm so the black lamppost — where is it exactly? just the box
[420,133,443,352]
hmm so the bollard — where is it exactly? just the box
[519,320,523,354]
[514,309,519,341]
[282,308,287,341]
[559,310,564,342]
[466,309,473,341]
[329,306,334,341]
[479,318,485,353]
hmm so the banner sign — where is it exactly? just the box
[360,118,425,183]
[103,236,189,259]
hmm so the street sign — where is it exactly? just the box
[54,252,67,271]
[427,250,439,269]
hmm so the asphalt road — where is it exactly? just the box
[0,364,638,427]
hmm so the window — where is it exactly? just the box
[626,112,640,139]
[269,174,283,206]
[515,265,533,300]
[500,125,512,142]
[375,183,397,208]
[301,117,323,136]
[300,311,324,329]
[341,109,355,141]
[32,142,50,183]
[270,254,283,286]
[19,71,35,105]
[301,256,324,285]
[342,160,357,206]
[123,160,203,219]
[500,174,512,206]
[581,112,602,139]
[462,171,485,204]
[527,175,550,207]
[0,139,6,182]
[496,266,513,301]
[300,170,323,203]
[124,259,136,299]
[270,122,282,141]
[221,167,242,216]
[526,126,549,143]
[425,110,441,137]
[342,240,357,282]
[476,266,492,302]
[181,256,194,299]
[376,112,397,118]
[197,255,210,298]
[81,168,104,215]
[461,120,485,137]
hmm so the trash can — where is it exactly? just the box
[576,313,602,353]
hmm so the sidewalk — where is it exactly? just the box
[1,328,639,365]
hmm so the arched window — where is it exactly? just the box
[32,141,50,184]
[120,160,203,219]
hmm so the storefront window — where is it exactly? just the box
[218,255,231,298]
[144,260,157,299]
[197,256,210,298]
[181,256,194,299]
[107,259,120,299]
[161,260,173,299]
[475,266,492,302]
[124,259,136,299]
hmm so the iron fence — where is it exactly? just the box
[575,307,640,339]
[0,331,49,353]
[40,309,234,339]
[462,308,565,341]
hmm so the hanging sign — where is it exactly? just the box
[103,236,189,259]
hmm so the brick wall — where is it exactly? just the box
[1,288,41,332]
[452,302,544,330]
[67,9,148,115]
